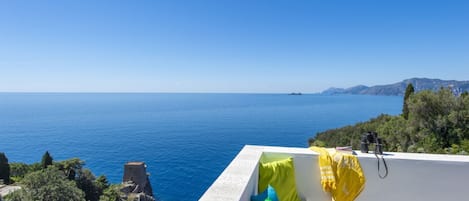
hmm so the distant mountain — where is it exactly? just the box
[322,78,469,96]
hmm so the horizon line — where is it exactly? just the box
[0,91,323,94]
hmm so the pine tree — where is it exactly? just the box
[0,152,11,184]
[41,151,53,169]
[402,83,415,119]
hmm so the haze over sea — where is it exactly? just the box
[0,93,401,201]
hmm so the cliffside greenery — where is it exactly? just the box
[4,152,111,201]
[5,167,85,201]
[311,87,469,154]
[40,151,53,169]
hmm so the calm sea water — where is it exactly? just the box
[0,93,401,201]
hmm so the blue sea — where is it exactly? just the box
[0,93,402,201]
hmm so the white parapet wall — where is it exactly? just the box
[199,145,469,201]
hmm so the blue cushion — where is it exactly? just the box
[267,186,279,201]
[251,188,268,201]
[251,186,279,201]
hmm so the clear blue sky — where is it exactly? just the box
[1,0,468,93]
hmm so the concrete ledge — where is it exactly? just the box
[199,145,263,201]
[199,145,327,201]
[0,185,21,198]
[200,145,469,201]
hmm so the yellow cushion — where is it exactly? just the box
[258,157,301,201]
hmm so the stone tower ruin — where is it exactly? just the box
[122,162,153,196]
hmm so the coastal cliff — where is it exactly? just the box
[322,78,469,96]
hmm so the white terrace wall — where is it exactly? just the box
[200,145,469,201]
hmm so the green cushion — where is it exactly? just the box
[258,158,301,201]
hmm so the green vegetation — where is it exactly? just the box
[3,152,112,201]
[0,152,11,184]
[5,167,85,201]
[99,184,125,201]
[310,87,469,154]
[402,83,415,119]
[41,151,53,169]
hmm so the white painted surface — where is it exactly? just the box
[0,185,21,197]
[199,145,262,201]
[200,145,469,201]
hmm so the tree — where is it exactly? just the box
[99,184,123,201]
[6,167,85,201]
[28,162,43,172]
[313,114,393,149]
[10,163,29,178]
[407,89,458,150]
[0,152,11,184]
[9,162,29,183]
[311,88,469,155]
[77,169,100,201]
[95,175,110,196]
[402,83,415,119]
[54,158,84,180]
[376,116,410,152]
[41,151,53,169]
[461,91,469,98]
